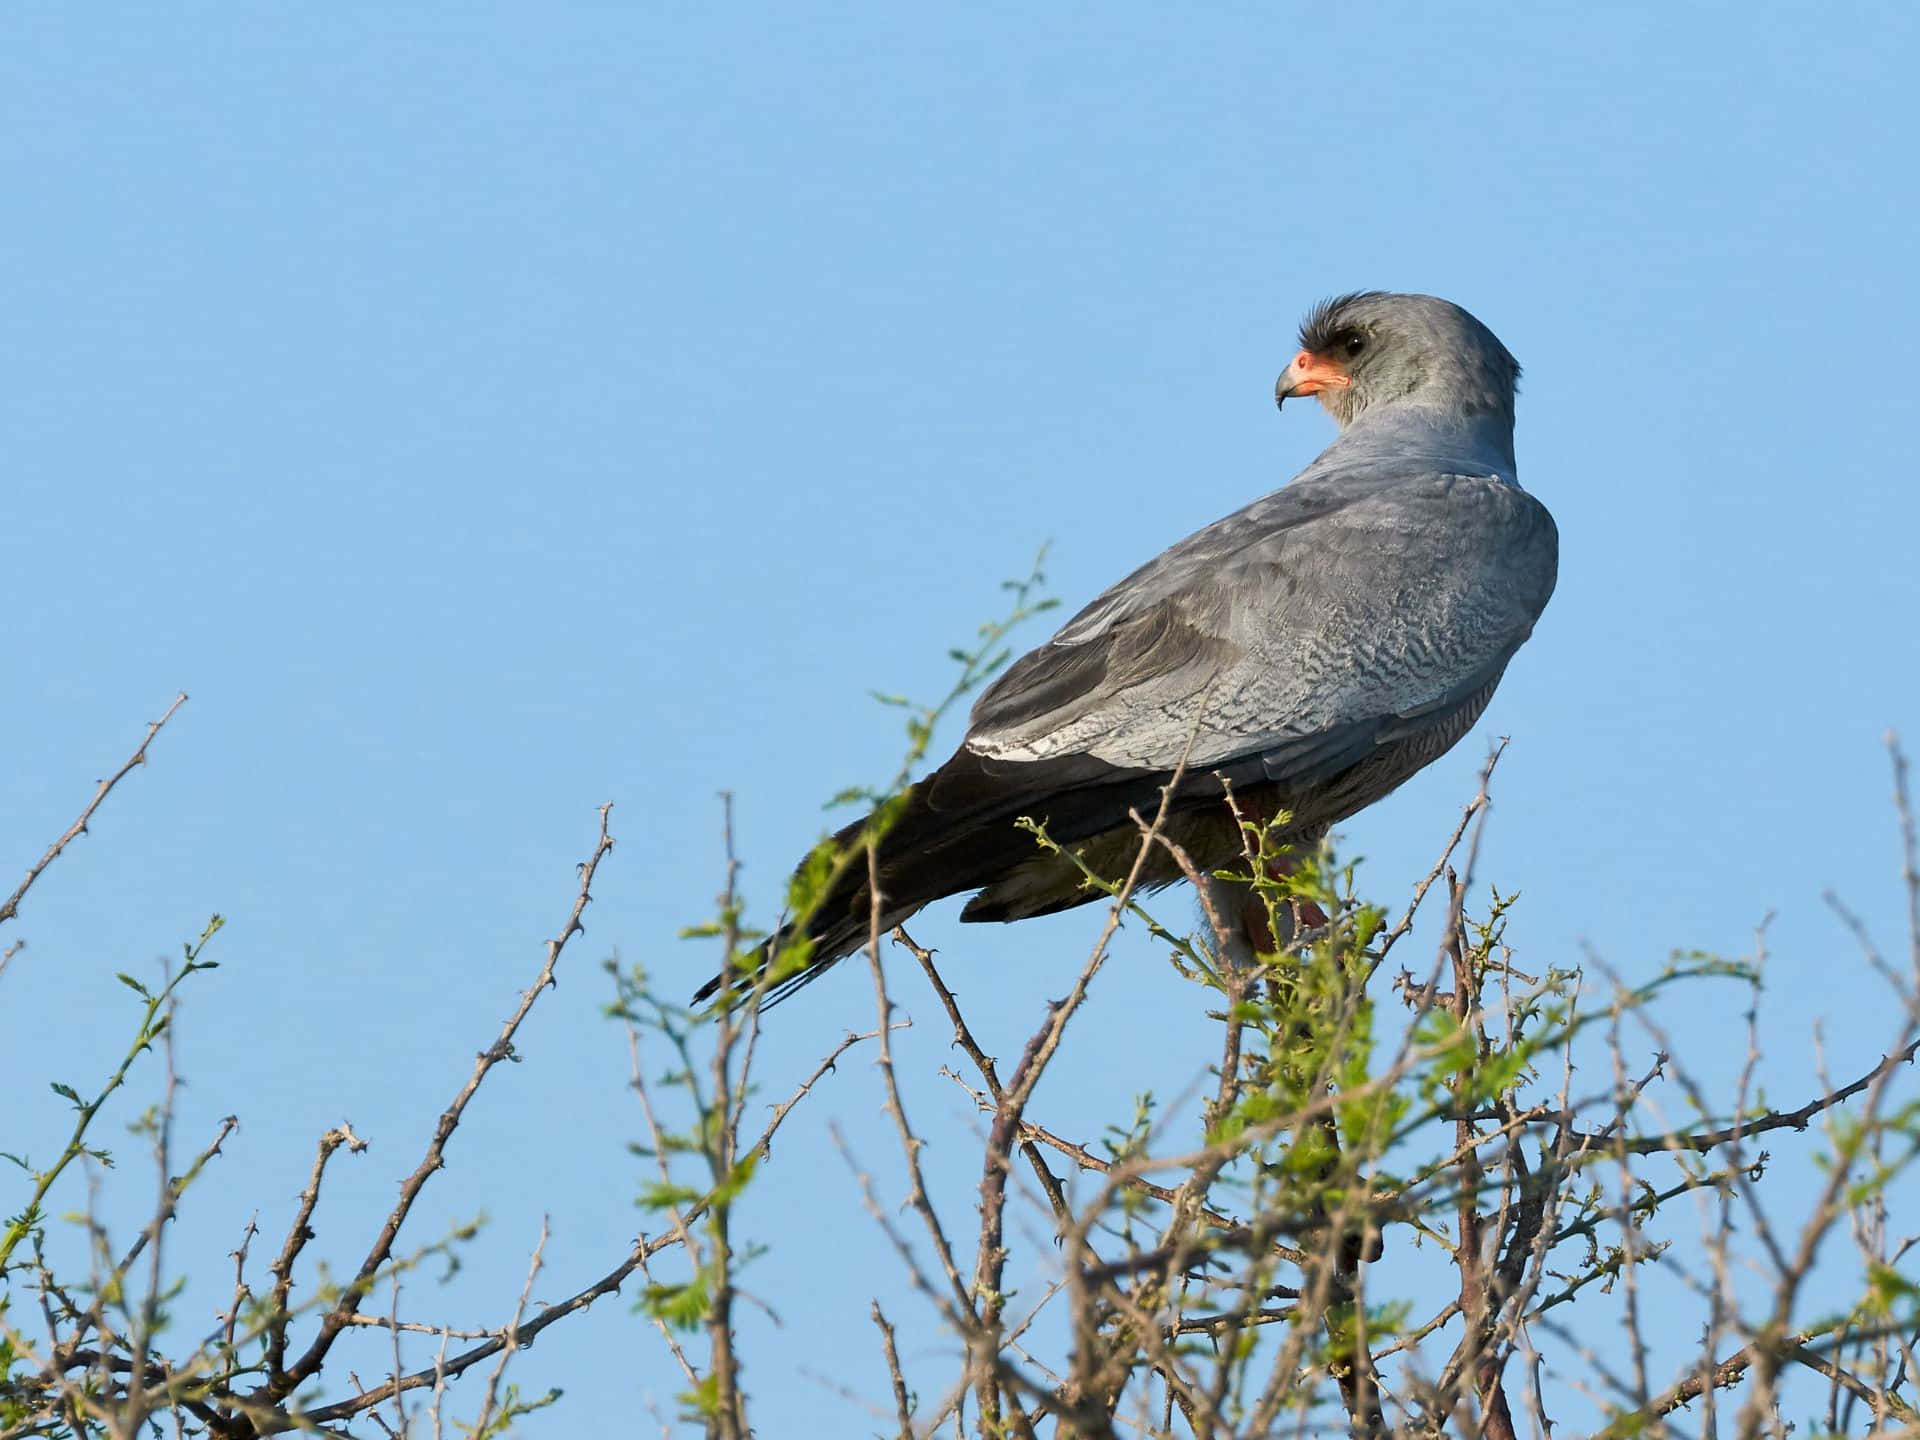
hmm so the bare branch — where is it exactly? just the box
[1,692,188,933]
[469,1216,549,1437]
[269,805,614,1400]
[871,1301,913,1439]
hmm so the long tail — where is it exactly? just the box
[690,745,1155,1007]
[690,772,1007,1008]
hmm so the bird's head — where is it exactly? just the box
[1275,292,1521,430]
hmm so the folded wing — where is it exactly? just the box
[965,467,1558,785]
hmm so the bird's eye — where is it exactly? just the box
[1342,332,1367,359]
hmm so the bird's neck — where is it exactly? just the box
[1331,398,1517,475]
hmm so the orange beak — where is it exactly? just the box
[1274,348,1353,410]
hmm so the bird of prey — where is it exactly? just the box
[698,292,1556,1004]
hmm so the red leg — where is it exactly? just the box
[1227,795,1327,954]
[1233,853,1328,955]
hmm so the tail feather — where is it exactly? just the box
[690,742,1266,1009]
[691,768,1039,1007]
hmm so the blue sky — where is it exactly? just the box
[4,5,1918,1432]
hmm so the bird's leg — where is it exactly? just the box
[1265,852,1330,935]
[1198,797,1331,971]
[1198,871,1264,971]
[1237,879,1292,958]
[1191,849,1332,982]
[1232,799,1329,959]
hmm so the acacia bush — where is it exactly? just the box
[4,585,1919,1440]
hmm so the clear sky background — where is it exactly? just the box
[4,5,1918,1433]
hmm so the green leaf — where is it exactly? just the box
[680,1371,722,1417]
[644,1277,711,1334]
[711,1150,759,1206]
[637,1182,703,1211]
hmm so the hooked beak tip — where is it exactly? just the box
[1275,349,1352,413]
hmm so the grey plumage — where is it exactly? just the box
[696,292,1557,1005]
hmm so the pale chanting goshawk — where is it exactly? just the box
[698,292,1557,1005]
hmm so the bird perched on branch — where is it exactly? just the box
[698,292,1556,1005]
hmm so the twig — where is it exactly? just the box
[1594,1330,1824,1438]
[264,1123,368,1381]
[1374,740,1504,967]
[872,1301,913,1439]
[470,1217,549,1436]
[268,805,614,1400]
[303,879,871,1430]
[301,1230,667,1427]
[863,856,970,1320]
[977,756,1191,1432]
[222,1213,259,1354]
[1577,1035,1920,1156]
[1,693,188,930]
[636,1248,702,1387]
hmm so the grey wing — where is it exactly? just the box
[964,472,1557,781]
